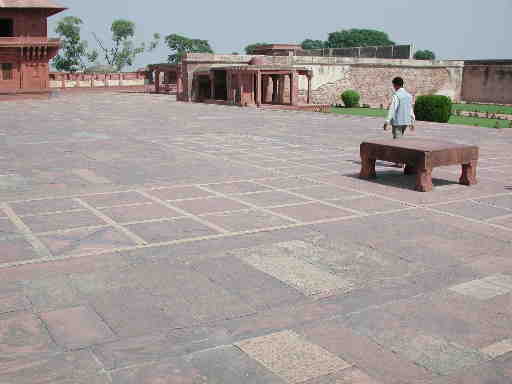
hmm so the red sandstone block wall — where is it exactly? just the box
[462,65,512,105]
[310,65,462,107]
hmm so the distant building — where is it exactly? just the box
[0,0,66,94]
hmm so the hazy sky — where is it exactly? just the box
[48,0,510,69]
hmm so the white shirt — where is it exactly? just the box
[386,89,416,125]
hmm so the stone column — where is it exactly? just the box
[262,75,270,104]
[272,75,279,104]
[290,71,296,106]
[256,71,262,106]
[276,75,284,104]
[226,71,232,104]
[210,73,215,100]
[155,70,160,93]
[238,73,243,105]
[307,74,312,104]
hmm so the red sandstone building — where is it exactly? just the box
[0,0,65,94]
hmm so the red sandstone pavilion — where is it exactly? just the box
[0,0,65,94]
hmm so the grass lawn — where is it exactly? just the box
[330,107,512,129]
[452,103,512,115]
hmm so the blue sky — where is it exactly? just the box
[48,0,511,69]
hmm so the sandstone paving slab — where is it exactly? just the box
[255,176,324,190]
[297,236,429,288]
[89,260,255,338]
[80,191,152,208]
[342,308,488,376]
[0,311,58,359]
[330,196,413,214]
[0,217,22,236]
[481,339,512,359]
[21,210,106,233]
[236,330,352,383]
[39,227,137,257]
[126,218,219,243]
[430,200,511,221]
[9,198,82,216]
[99,203,182,223]
[201,209,295,232]
[171,196,252,215]
[233,241,353,296]
[191,256,305,310]
[0,237,39,264]
[109,354,203,383]
[301,367,382,384]
[295,319,437,384]
[90,288,196,338]
[0,350,108,384]
[278,165,330,176]
[236,190,312,207]
[146,185,215,201]
[40,306,117,350]
[204,181,271,195]
[290,185,365,200]
[271,202,356,222]
[449,278,511,300]
[490,215,512,229]
[354,289,512,351]
[424,358,511,384]
[185,345,286,384]
[0,293,31,314]
[20,275,83,312]
[93,326,233,370]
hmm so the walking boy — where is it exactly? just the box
[383,77,415,139]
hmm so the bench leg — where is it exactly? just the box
[416,168,433,192]
[460,161,478,186]
[404,163,418,175]
[360,156,376,179]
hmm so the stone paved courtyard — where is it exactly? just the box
[1,91,512,383]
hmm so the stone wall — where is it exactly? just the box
[48,72,146,89]
[180,53,464,107]
[462,62,512,105]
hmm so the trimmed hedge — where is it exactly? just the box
[414,95,452,123]
[341,90,360,108]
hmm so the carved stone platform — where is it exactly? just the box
[360,139,479,192]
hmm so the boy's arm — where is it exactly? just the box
[410,108,416,131]
[383,95,398,130]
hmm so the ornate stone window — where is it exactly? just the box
[1,63,13,80]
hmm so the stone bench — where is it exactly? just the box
[360,139,479,192]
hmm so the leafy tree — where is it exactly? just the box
[301,39,326,50]
[244,42,267,54]
[93,19,160,71]
[327,28,394,48]
[165,34,213,63]
[52,16,98,72]
[414,50,436,60]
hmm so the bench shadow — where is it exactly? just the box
[344,169,459,191]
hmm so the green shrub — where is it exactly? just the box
[341,90,360,108]
[414,95,452,123]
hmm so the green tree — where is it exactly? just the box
[52,16,98,72]
[244,42,267,54]
[301,39,326,50]
[414,50,436,60]
[327,28,394,48]
[93,19,160,71]
[165,34,214,63]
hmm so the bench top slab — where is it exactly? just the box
[361,139,478,153]
[361,139,479,169]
